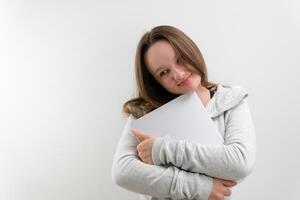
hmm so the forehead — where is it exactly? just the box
[145,40,176,74]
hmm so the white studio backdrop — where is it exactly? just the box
[1,0,299,200]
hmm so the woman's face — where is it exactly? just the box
[145,40,202,95]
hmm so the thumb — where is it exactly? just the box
[132,128,150,142]
[221,180,237,187]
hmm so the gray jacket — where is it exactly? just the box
[112,84,256,200]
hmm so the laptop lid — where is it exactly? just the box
[131,91,224,144]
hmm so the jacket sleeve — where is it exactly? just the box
[111,115,213,200]
[152,99,256,182]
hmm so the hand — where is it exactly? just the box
[208,178,237,200]
[132,128,157,165]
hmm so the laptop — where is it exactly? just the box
[131,91,224,144]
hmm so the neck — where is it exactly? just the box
[195,86,211,107]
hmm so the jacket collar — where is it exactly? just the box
[205,84,248,118]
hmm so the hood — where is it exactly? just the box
[206,84,249,118]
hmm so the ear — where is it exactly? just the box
[132,128,150,142]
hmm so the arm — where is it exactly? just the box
[152,99,256,181]
[112,115,213,200]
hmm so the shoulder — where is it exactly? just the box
[216,84,248,100]
[207,84,249,118]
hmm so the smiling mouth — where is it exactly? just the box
[178,74,192,86]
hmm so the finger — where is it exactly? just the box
[136,145,143,157]
[223,187,232,196]
[145,157,152,164]
[222,180,237,187]
[138,152,150,163]
[132,129,151,142]
[136,142,145,152]
[132,129,144,142]
[143,153,153,164]
[136,143,141,151]
[137,151,144,160]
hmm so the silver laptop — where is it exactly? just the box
[131,91,224,144]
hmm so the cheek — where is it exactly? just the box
[186,65,199,75]
[161,80,178,92]
[160,80,169,89]
[193,74,202,82]
[157,79,169,89]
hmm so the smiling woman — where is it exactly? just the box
[111,25,256,200]
[122,25,219,119]
[145,40,202,94]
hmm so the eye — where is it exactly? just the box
[159,69,169,77]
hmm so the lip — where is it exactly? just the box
[178,74,192,86]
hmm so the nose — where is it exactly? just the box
[172,66,186,82]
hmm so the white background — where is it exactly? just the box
[1,0,300,200]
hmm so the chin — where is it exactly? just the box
[178,87,195,95]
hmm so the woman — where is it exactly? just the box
[112,25,256,200]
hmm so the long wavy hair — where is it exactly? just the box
[123,25,218,119]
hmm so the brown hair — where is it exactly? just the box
[123,25,218,119]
